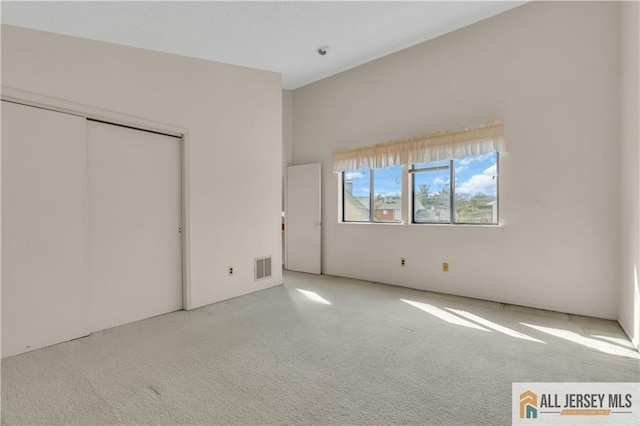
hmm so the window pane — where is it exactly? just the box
[413,160,450,223]
[343,168,371,222]
[454,152,498,224]
[372,165,402,222]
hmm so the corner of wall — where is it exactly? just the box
[283,89,294,166]
[618,0,640,351]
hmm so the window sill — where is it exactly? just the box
[336,221,504,229]
[408,222,504,229]
[337,221,404,226]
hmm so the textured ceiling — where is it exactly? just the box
[1,1,527,89]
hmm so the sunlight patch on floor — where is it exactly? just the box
[400,299,489,332]
[297,288,332,305]
[521,323,640,359]
[591,334,636,349]
[445,308,545,343]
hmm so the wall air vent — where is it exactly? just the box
[255,256,272,281]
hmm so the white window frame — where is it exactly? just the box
[340,153,500,226]
[341,167,403,224]
[410,154,499,225]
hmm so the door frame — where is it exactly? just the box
[1,86,192,310]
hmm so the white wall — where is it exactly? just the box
[292,1,620,319]
[1,25,283,310]
[620,1,640,349]
[283,90,294,167]
[282,90,294,266]
[1,28,3,360]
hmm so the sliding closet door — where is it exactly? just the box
[88,121,182,332]
[1,101,90,358]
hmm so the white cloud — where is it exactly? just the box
[345,171,365,180]
[455,152,496,173]
[456,167,497,196]
[377,191,400,198]
[433,177,446,186]
[483,164,496,175]
[457,157,473,167]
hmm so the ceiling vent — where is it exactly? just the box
[255,256,272,281]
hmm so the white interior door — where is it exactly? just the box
[88,121,182,332]
[1,101,91,358]
[286,163,321,274]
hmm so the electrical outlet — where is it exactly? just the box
[401,258,406,267]
[442,262,449,272]
[228,267,234,276]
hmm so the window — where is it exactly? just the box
[343,165,402,223]
[412,160,451,223]
[334,121,505,225]
[412,152,498,224]
[342,154,499,225]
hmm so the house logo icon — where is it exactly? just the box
[520,390,538,419]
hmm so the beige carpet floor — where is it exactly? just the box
[2,271,639,425]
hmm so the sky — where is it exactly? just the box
[346,152,497,198]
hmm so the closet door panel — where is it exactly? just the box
[87,121,182,332]
[1,101,90,358]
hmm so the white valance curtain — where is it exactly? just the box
[332,120,507,173]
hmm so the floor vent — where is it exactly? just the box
[255,256,272,281]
